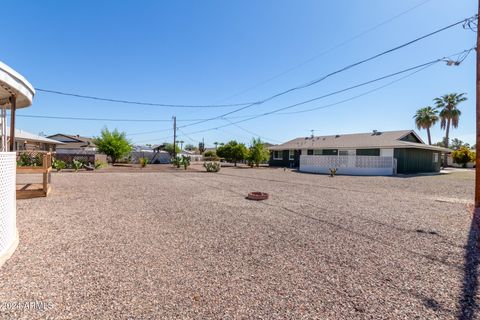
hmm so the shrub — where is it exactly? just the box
[181,155,191,170]
[139,157,148,168]
[94,160,106,169]
[72,159,84,172]
[17,153,43,167]
[93,128,133,164]
[52,159,66,171]
[451,147,475,168]
[216,140,248,166]
[203,150,219,161]
[329,168,337,177]
[204,161,221,172]
[247,138,270,167]
[171,157,181,168]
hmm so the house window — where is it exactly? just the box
[313,150,322,155]
[289,150,295,160]
[339,150,349,156]
[273,151,283,160]
[307,149,313,155]
[433,153,438,163]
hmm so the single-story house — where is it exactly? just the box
[47,133,97,154]
[5,128,62,151]
[269,130,451,175]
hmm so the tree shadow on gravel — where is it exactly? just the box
[458,206,480,320]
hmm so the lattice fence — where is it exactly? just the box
[0,153,16,256]
[54,153,95,166]
[300,155,394,169]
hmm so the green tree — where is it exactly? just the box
[247,138,270,167]
[434,93,467,165]
[184,143,196,151]
[94,128,133,164]
[451,146,475,168]
[216,140,248,166]
[162,143,180,156]
[413,106,438,145]
[450,138,470,150]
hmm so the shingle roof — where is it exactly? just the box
[47,134,96,149]
[269,130,451,152]
[7,128,63,145]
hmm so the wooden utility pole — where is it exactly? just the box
[173,116,177,159]
[476,1,480,207]
[9,95,16,152]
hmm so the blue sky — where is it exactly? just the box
[2,0,476,146]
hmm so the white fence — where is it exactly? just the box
[300,155,395,176]
[0,152,17,266]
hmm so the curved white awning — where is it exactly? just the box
[0,61,34,109]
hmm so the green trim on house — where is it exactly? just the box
[321,149,338,155]
[394,148,441,173]
[356,148,380,156]
[400,133,422,143]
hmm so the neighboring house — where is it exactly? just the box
[447,154,475,168]
[4,128,62,151]
[47,134,97,154]
[269,130,451,175]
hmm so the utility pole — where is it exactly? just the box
[476,2,480,208]
[173,116,177,159]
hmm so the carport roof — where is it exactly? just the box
[0,61,35,108]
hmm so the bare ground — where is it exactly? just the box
[0,167,477,319]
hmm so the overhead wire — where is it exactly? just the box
[178,15,477,129]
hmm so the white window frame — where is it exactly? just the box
[313,149,322,155]
[433,153,438,163]
[273,151,283,160]
[289,150,295,160]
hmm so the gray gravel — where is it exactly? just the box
[0,167,476,319]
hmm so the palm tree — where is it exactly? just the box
[413,106,438,145]
[434,93,467,148]
[213,142,219,150]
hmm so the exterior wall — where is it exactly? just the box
[380,148,394,157]
[447,154,475,168]
[0,152,17,266]
[394,148,441,174]
[300,155,394,176]
[269,150,300,167]
[356,148,380,156]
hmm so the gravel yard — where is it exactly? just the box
[0,167,477,319]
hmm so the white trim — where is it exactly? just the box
[273,150,283,160]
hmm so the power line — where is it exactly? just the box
[179,15,477,129]
[214,0,433,103]
[177,128,199,144]
[221,118,282,143]
[128,128,172,136]
[33,14,474,117]
[16,114,205,122]
[277,63,434,115]
[35,88,255,108]
[179,48,471,136]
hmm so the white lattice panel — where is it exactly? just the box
[0,152,16,256]
[355,156,394,168]
[300,155,394,176]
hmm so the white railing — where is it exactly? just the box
[300,155,395,175]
